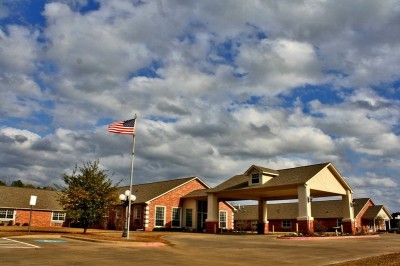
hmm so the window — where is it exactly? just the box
[52,212,66,221]
[172,207,181,227]
[219,211,227,228]
[185,209,193,227]
[282,220,292,228]
[155,206,165,227]
[0,209,14,219]
[251,173,260,184]
[134,206,142,220]
[115,208,122,219]
[251,220,258,229]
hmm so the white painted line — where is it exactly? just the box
[1,238,40,248]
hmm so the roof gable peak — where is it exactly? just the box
[244,165,279,176]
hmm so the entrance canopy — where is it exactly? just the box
[207,162,353,201]
[205,162,356,234]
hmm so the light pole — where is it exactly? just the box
[119,190,136,238]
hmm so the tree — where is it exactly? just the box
[58,160,119,233]
[0,180,6,186]
[390,212,400,228]
[24,183,36,189]
[41,185,57,191]
[11,180,24,187]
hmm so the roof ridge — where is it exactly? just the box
[118,176,197,188]
[277,162,330,171]
[0,186,59,193]
[117,176,199,188]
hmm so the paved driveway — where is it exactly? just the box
[1,233,399,265]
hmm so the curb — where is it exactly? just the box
[277,234,380,240]
[61,235,166,247]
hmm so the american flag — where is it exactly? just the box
[108,118,136,135]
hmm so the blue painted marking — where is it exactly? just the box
[35,239,67,243]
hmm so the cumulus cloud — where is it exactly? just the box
[0,0,399,212]
[236,38,323,95]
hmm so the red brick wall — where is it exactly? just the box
[355,199,374,232]
[219,202,233,230]
[314,218,339,230]
[146,179,208,231]
[15,210,60,227]
[269,219,297,232]
[236,219,341,232]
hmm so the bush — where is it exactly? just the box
[313,220,328,233]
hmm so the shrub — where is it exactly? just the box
[313,220,328,233]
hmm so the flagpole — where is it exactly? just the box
[126,114,137,239]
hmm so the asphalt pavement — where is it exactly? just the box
[1,233,399,265]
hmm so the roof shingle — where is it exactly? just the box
[117,177,204,203]
[0,186,63,211]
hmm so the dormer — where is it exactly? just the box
[245,165,279,186]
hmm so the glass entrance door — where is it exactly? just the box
[197,200,207,232]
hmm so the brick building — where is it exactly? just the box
[0,186,65,227]
[1,162,392,235]
[204,162,391,235]
[233,198,392,233]
[109,177,234,232]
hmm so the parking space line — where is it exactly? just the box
[0,238,40,248]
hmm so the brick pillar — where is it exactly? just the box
[297,218,314,234]
[257,222,269,234]
[206,221,218,233]
[342,219,356,235]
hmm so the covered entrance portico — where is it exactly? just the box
[205,163,356,234]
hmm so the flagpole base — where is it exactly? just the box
[122,228,128,237]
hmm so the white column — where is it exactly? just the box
[342,190,354,220]
[206,193,219,222]
[258,199,268,222]
[297,185,312,219]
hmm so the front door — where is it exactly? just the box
[197,200,207,232]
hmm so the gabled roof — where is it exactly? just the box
[182,188,208,198]
[118,177,208,203]
[0,186,63,211]
[362,205,392,220]
[233,198,375,220]
[352,198,371,217]
[209,163,331,193]
[244,165,279,176]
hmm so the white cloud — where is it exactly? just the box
[0,25,39,73]
[236,38,323,95]
[1,0,400,212]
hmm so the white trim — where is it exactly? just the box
[51,211,66,222]
[0,208,15,222]
[154,206,166,227]
[219,210,228,229]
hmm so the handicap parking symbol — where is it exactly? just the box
[35,239,67,243]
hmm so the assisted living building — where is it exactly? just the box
[0,162,393,234]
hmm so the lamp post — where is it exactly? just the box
[119,190,136,238]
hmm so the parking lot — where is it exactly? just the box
[1,233,399,265]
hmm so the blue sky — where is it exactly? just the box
[0,0,399,212]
